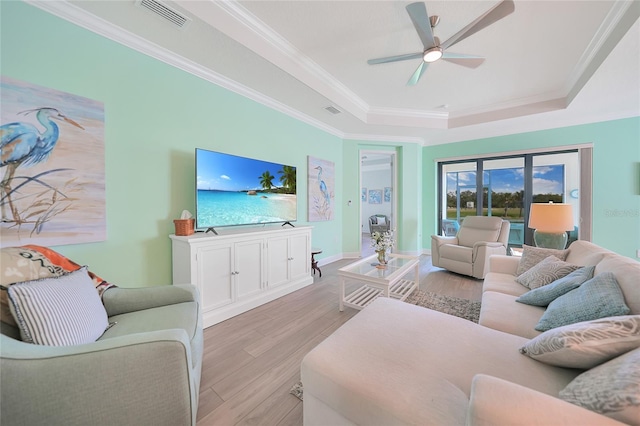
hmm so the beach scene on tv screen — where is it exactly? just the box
[196,149,297,227]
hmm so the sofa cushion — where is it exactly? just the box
[483,272,529,297]
[516,245,568,276]
[536,272,630,331]
[520,315,640,369]
[516,266,595,307]
[479,291,544,338]
[559,347,640,426]
[515,256,580,290]
[7,267,110,346]
[596,254,640,314]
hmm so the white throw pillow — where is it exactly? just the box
[377,216,386,225]
[519,315,640,369]
[7,267,110,346]
[516,245,569,276]
[515,255,579,290]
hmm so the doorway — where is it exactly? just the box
[360,151,396,257]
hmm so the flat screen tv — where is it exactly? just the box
[195,148,297,231]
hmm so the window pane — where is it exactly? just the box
[483,158,525,248]
[442,162,476,235]
[532,152,580,245]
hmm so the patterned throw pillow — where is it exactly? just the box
[520,315,640,369]
[516,245,569,276]
[0,247,61,326]
[515,256,579,290]
[516,266,595,306]
[535,272,630,332]
[559,348,640,425]
[7,267,110,346]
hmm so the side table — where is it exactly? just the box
[311,248,322,278]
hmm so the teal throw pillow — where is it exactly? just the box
[517,266,595,307]
[535,272,630,332]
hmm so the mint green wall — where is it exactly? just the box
[343,140,422,254]
[1,2,343,286]
[423,117,640,259]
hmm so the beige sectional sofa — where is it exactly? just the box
[301,240,640,425]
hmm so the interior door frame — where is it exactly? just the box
[359,149,397,256]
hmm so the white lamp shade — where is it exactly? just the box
[528,203,574,233]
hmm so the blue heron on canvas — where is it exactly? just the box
[0,107,84,223]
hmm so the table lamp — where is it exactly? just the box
[528,202,574,249]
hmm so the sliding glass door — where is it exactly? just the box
[437,150,581,250]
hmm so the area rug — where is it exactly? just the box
[289,291,481,400]
[404,290,481,323]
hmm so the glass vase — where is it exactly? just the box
[376,249,387,265]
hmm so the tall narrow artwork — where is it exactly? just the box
[307,156,335,221]
[0,76,106,247]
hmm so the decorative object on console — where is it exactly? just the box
[307,156,334,222]
[173,210,195,236]
[0,76,106,247]
[371,230,394,265]
[528,202,574,249]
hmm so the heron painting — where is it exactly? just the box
[307,156,335,221]
[0,76,105,247]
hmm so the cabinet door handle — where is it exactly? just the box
[235,271,240,275]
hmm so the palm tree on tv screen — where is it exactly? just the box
[278,166,296,194]
[259,171,275,191]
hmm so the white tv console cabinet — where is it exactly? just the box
[170,226,313,328]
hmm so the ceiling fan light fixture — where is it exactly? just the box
[423,47,443,63]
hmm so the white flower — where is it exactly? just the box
[371,230,394,252]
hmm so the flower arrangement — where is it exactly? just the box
[371,230,394,252]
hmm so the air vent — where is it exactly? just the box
[135,0,192,30]
[324,106,341,115]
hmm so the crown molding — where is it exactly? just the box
[24,0,347,140]
[564,0,640,104]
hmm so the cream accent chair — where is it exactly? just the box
[431,216,510,279]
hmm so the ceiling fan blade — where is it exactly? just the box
[407,62,428,86]
[441,0,515,50]
[367,52,423,65]
[442,57,485,69]
[442,52,484,59]
[406,2,436,49]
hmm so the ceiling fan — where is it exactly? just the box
[368,1,515,86]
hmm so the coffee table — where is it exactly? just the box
[338,253,420,311]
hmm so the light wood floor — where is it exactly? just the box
[196,255,482,425]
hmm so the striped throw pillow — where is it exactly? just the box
[7,267,109,346]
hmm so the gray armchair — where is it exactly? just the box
[431,216,510,279]
[369,214,391,234]
[1,284,203,426]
